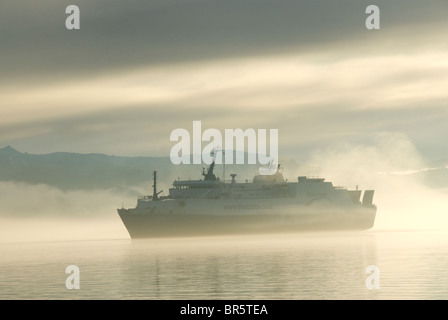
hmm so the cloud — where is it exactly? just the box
[1,48,447,160]
[1,0,447,83]
[0,0,447,161]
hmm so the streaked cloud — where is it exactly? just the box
[0,0,447,161]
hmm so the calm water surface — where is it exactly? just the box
[1,230,447,299]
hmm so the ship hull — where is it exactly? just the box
[118,207,376,238]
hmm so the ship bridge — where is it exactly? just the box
[252,171,286,184]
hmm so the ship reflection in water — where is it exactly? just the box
[118,161,377,238]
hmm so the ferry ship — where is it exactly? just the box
[117,160,376,238]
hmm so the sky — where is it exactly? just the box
[1,0,447,165]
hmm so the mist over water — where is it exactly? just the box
[0,135,447,300]
[295,133,448,231]
[0,180,137,242]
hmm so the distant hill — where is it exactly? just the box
[0,146,264,193]
[1,146,446,193]
[0,146,164,191]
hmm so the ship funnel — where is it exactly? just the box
[362,190,375,206]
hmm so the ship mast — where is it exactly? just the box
[152,171,162,201]
[210,147,225,182]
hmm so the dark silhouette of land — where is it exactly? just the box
[0,146,446,192]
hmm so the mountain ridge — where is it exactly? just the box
[1,146,446,191]
[0,146,263,192]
